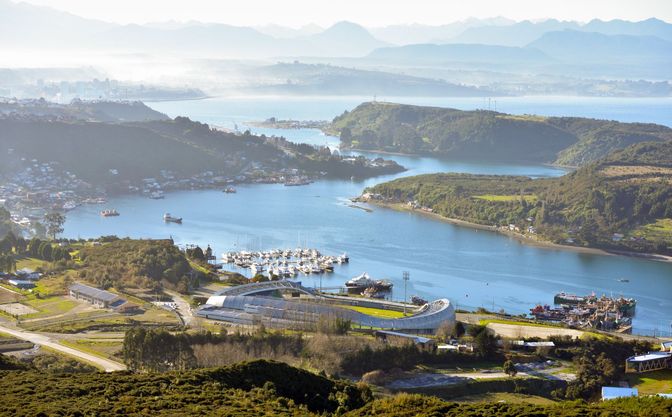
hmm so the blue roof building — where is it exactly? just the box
[601,387,638,401]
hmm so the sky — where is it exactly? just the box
[16,0,672,27]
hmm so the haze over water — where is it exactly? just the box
[63,96,672,336]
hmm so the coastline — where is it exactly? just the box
[365,200,672,262]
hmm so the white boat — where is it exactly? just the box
[346,272,374,288]
[101,209,120,217]
[163,213,182,223]
[250,263,265,274]
[150,191,165,199]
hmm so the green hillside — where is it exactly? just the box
[0,115,403,186]
[363,141,672,255]
[329,102,672,166]
[0,359,670,416]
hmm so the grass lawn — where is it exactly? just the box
[450,392,556,405]
[473,194,538,203]
[479,318,563,329]
[626,370,672,395]
[630,218,672,244]
[342,305,406,319]
[22,296,78,319]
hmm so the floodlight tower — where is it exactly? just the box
[403,271,410,316]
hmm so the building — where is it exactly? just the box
[625,351,672,373]
[8,279,35,290]
[661,341,672,352]
[601,387,638,401]
[374,330,437,351]
[69,283,124,308]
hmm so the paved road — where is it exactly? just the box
[0,324,126,372]
[165,290,194,327]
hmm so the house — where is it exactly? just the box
[374,330,436,351]
[601,387,638,401]
[661,341,672,352]
[625,351,672,373]
[69,283,124,308]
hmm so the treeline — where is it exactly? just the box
[0,232,71,271]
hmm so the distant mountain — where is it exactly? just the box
[0,2,385,57]
[447,18,672,47]
[449,19,580,46]
[240,62,495,96]
[370,18,515,45]
[366,43,550,65]
[303,21,388,56]
[583,18,672,42]
[254,23,324,39]
[0,0,113,47]
[329,102,672,165]
[527,30,672,65]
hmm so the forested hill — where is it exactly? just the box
[362,141,672,255]
[329,102,672,166]
[0,114,403,187]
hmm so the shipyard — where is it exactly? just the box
[530,292,637,333]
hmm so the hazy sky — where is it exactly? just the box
[17,0,672,26]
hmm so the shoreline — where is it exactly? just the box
[366,200,672,263]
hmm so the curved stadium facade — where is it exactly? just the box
[196,281,454,332]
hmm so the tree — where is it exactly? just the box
[454,321,466,338]
[503,359,517,377]
[44,212,66,240]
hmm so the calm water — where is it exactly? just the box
[64,96,672,336]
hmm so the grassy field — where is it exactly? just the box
[626,370,672,395]
[630,218,672,242]
[342,305,406,319]
[22,296,78,319]
[15,257,47,271]
[59,339,122,361]
[450,392,556,405]
[473,194,538,203]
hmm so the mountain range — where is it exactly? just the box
[1,0,671,61]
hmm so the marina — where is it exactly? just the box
[221,248,349,278]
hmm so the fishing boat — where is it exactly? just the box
[150,191,165,199]
[163,213,182,223]
[224,187,237,193]
[554,292,589,305]
[100,209,119,217]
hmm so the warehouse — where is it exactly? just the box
[625,351,672,373]
[69,283,124,308]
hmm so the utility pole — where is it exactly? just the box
[403,271,410,316]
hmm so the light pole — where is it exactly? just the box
[403,271,410,316]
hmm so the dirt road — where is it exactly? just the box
[0,324,126,372]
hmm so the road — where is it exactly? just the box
[0,324,126,372]
[164,290,194,326]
